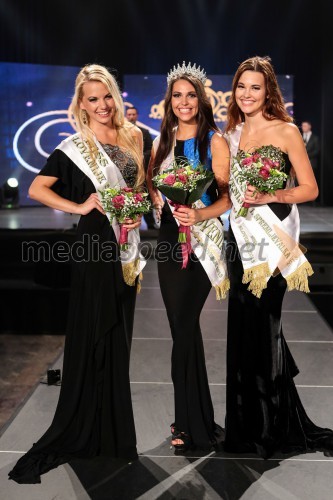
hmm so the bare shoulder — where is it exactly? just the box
[279,122,304,151]
[277,121,300,139]
[211,131,229,151]
[281,122,299,136]
[264,121,301,151]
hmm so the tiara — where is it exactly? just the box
[167,61,207,86]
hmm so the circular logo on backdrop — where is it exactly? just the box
[13,109,76,173]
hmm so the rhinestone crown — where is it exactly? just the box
[167,61,207,86]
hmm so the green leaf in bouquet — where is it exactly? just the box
[156,184,189,204]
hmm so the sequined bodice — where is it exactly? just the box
[102,144,138,188]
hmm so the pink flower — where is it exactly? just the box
[134,193,144,203]
[263,158,274,169]
[259,167,270,180]
[242,157,254,166]
[178,174,188,184]
[112,194,125,208]
[122,187,133,193]
[163,174,176,186]
[252,153,260,162]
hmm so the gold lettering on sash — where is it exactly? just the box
[72,136,107,184]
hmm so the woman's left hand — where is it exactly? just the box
[173,207,201,226]
[243,184,276,205]
[122,216,142,230]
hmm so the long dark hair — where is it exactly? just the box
[153,74,219,175]
[225,56,293,133]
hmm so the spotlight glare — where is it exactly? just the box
[7,178,19,188]
[0,177,20,208]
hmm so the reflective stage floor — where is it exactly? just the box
[0,205,333,499]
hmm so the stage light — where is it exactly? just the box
[7,178,19,188]
[0,178,20,208]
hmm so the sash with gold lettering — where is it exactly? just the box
[226,123,313,298]
[153,133,229,299]
[57,133,146,288]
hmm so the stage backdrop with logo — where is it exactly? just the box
[0,62,80,205]
[0,63,293,205]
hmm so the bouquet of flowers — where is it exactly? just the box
[100,187,151,250]
[152,158,215,205]
[152,158,215,267]
[235,145,289,217]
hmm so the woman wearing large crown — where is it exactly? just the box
[147,62,231,453]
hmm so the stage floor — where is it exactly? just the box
[1,257,333,499]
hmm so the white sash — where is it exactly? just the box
[57,133,146,287]
[226,123,313,298]
[153,134,229,299]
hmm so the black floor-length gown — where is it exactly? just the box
[225,153,333,458]
[9,145,139,484]
[155,138,223,450]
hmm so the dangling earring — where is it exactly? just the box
[82,110,88,125]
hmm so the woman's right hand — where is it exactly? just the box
[77,193,105,215]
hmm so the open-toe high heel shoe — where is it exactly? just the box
[171,431,192,454]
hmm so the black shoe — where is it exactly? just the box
[172,432,193,454]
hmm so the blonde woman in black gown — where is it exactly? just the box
[9,64,145,483]
[224,55,333,458]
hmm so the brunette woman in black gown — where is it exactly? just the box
[147,62,230,453]
[9,64,145,483]
[224,56,333,458]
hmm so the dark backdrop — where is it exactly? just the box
[0,0,332,204]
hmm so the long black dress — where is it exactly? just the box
[9,145,139,484]
[225,153,333,458]
[156,138,223,450]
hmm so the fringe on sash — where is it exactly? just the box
[137,272,143,293]
[121,259,142,292]
[285,261,314,293]
[214,278,230,300]
[242,262,271,299]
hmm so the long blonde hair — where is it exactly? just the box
[70,64,145,188]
